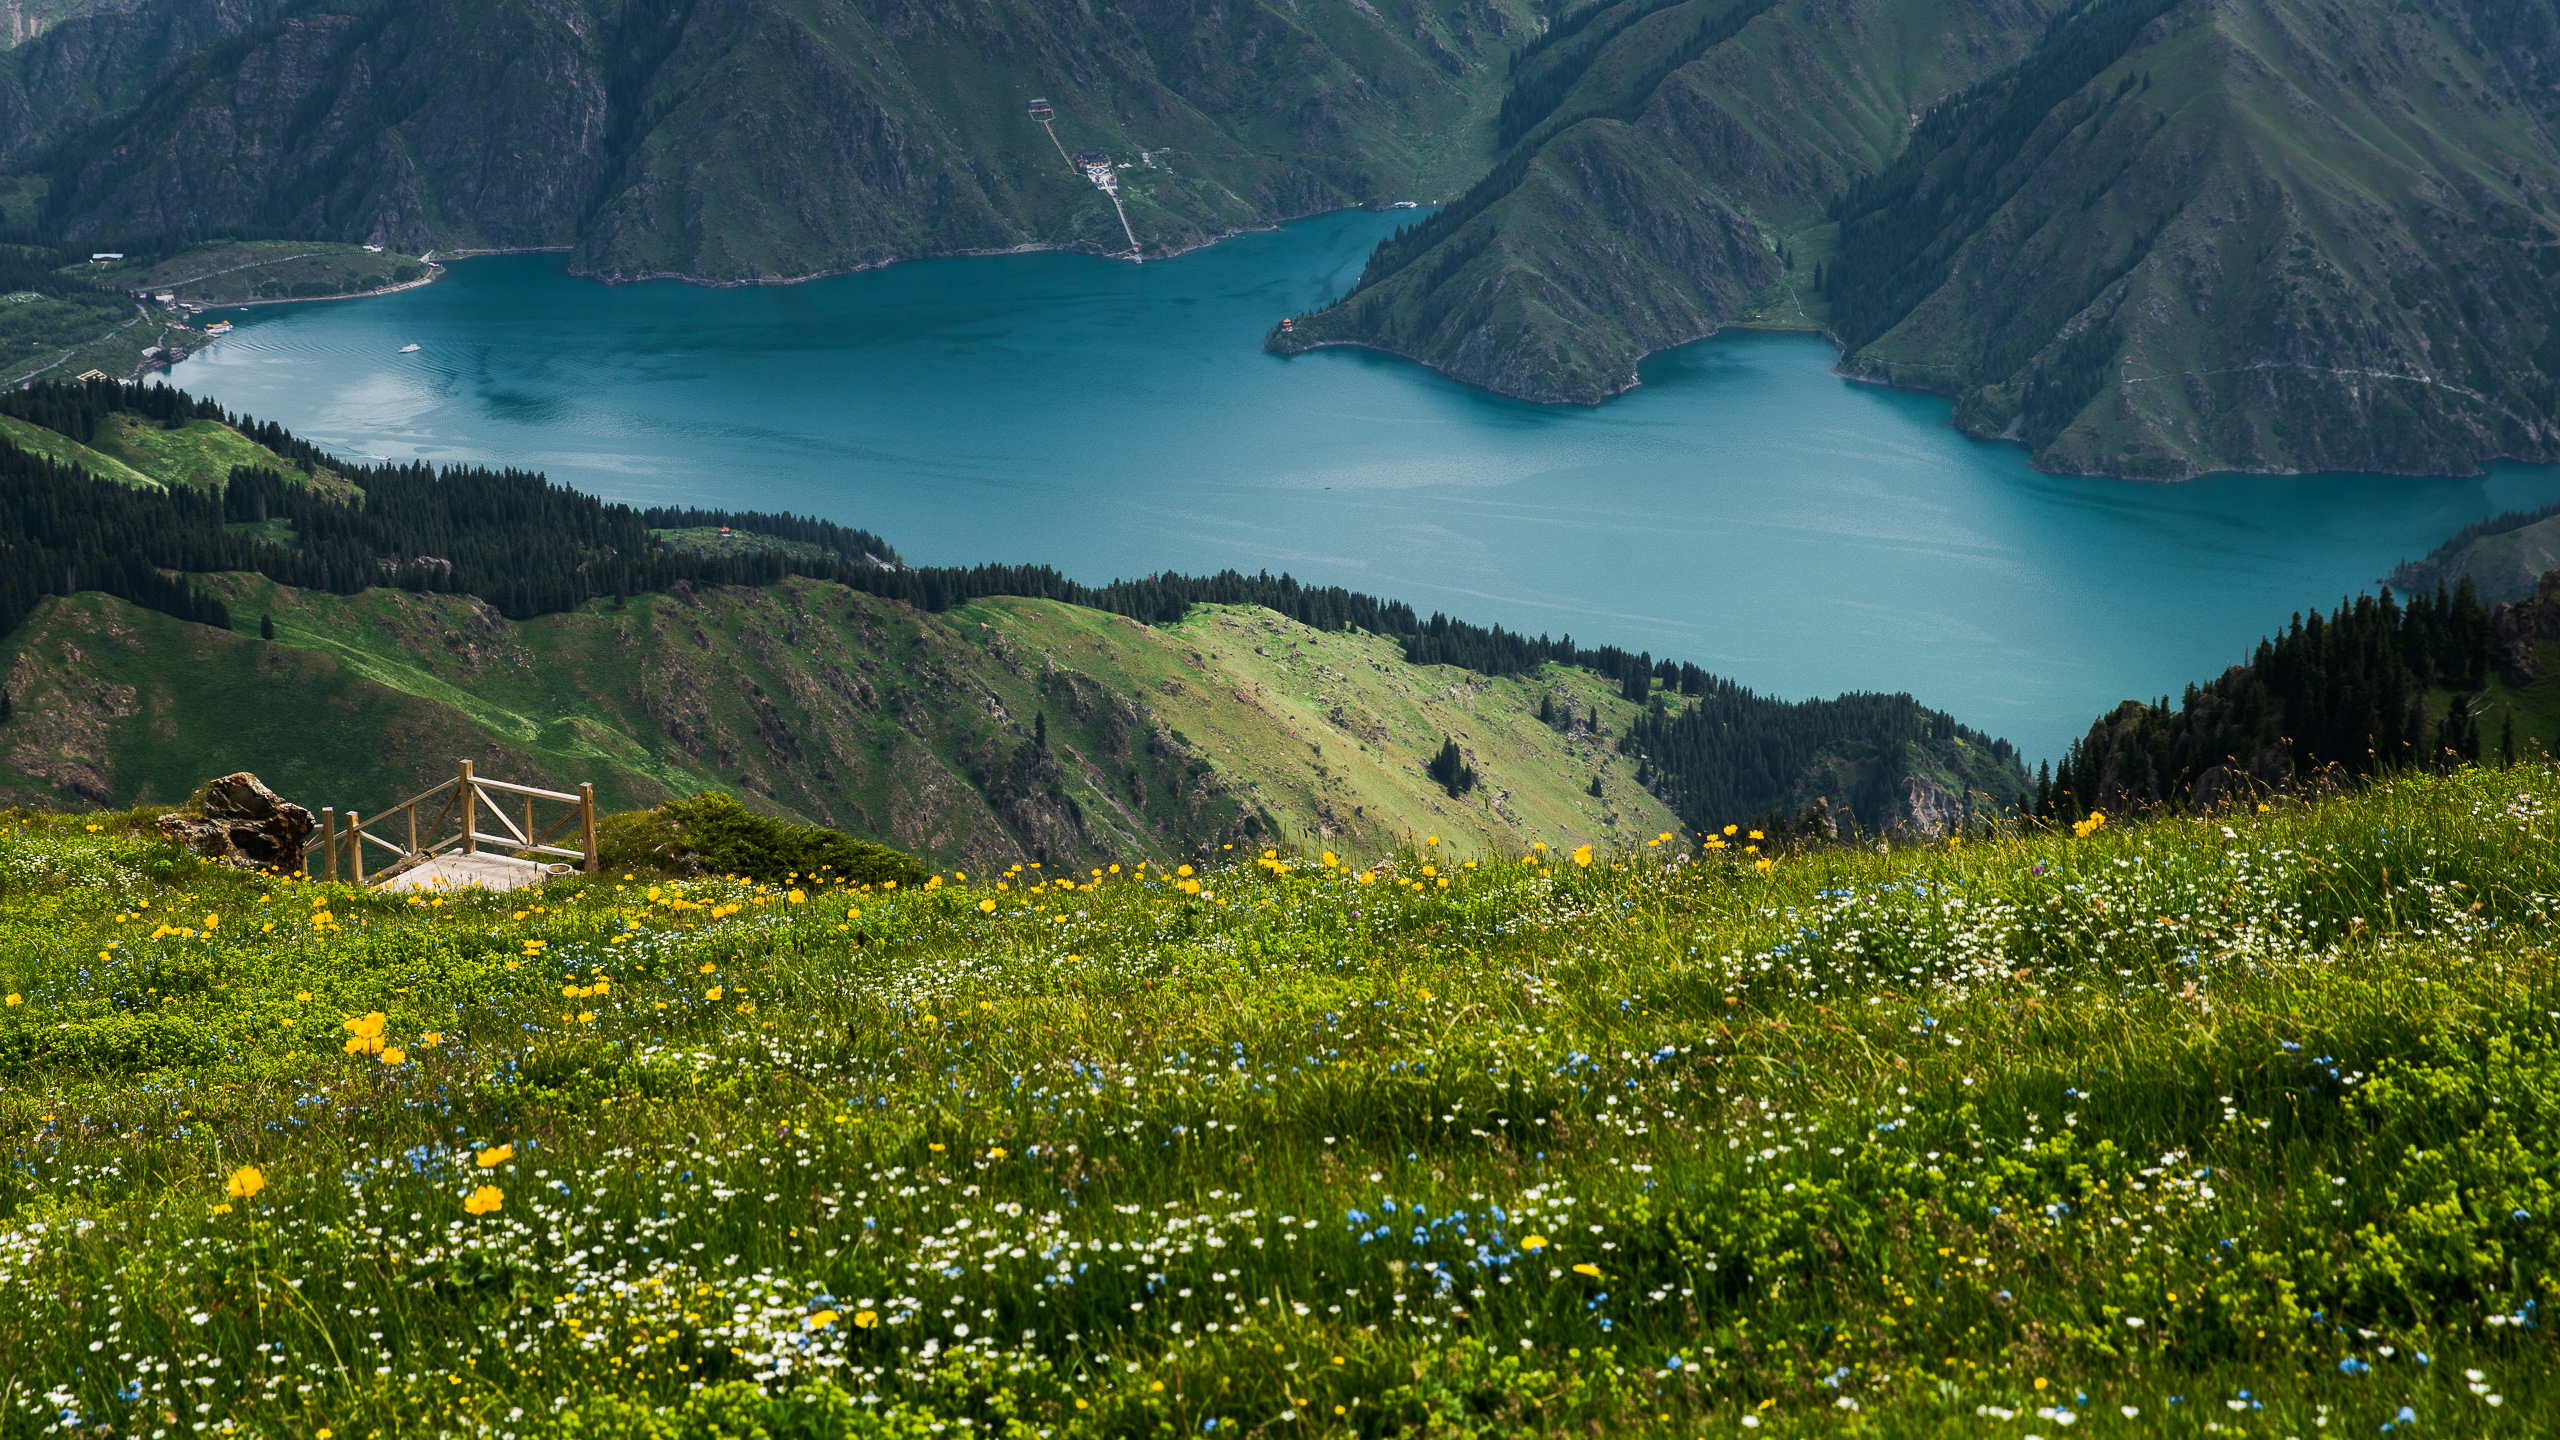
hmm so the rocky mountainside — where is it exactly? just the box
[1277,0,2560,479]
[0,0,1533,278]
[1834,0,2560,478]
[1269,0,2060,400]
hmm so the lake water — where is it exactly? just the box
[169,209,2560,763]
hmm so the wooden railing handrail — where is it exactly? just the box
[476,795,535,848]
[472,834,585,860]
[296,761,599,881]
[471,777,585,804]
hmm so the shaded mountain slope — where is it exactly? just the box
[1277,0,2560,481]
[2386,502,2560,605]
[1,0,1535,279]
[1267,0,2062,400]
[1837,0,2560,478]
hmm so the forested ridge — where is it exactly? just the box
[1621,689,2020,835]
[638,507,899,566]
[2037,581,2506,819]
[2384,499,2560,594]
[0,378,2029,833]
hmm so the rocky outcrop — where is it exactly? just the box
[1897,773,1963,840]
[157,772,315,867]
[2494,570,2560,686]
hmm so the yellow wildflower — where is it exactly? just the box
[226,1165,265,1199]
[463,1185,504,1215]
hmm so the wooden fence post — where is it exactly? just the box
[580,783,598,875]
[349,811,366,885]
[408,801,418,857]
[321,807,337,882]
[460,759,476,855]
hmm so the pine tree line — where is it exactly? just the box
[0,444,234,634]
[2034,581,2503,819]
[635,506,900,565]
[1620,687,2020,834]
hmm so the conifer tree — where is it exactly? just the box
[1426,737,1476,798]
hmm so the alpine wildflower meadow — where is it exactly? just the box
[3,766,2559,1436]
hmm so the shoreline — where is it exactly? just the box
[556,223,1286,289]
[204,260,448,310]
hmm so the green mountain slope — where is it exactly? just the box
[0,568,2030,866]
[1268,0,2064,398]
[0,578,1693,865]
[1835,0,2560,478]
[2387,501,2560,604]
[0,412,155,487]
[1278,0,2560,480]
[3,0,1534,280]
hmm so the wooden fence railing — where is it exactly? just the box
[304,759,598,883]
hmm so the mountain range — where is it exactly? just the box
[1271,0,2560,478]
[2,0,2556,478]
[0,0,1533,277]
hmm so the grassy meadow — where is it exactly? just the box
[3,767,2559,1436]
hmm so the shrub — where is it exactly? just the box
[597,792,928,886]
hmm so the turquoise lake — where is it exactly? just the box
[169,209,2560,763]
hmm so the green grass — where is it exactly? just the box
[0,414,161,489]
[3,764,2559,1435]
[0,592,516,812]
[84,413,352,494]
[77,242,434,306]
